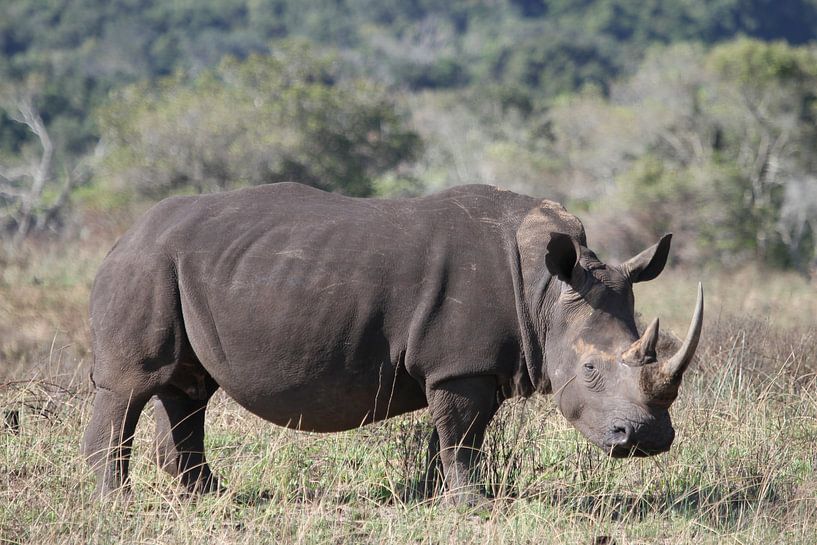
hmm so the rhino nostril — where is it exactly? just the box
[611,423,635,446]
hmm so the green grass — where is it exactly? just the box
[2,241,817,543]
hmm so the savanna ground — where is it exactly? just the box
[2,235,817,544]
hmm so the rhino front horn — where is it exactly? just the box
[663,282,704,379]
[641,283,703,404]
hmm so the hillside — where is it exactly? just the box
[1,1,816,268]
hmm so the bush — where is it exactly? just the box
[96,42,421,198]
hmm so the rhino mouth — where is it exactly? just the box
[605,443,671,458]
[599,418,675,458]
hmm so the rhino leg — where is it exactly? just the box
[86,254,202,496]
[427,376,499,505]
[82,386,150,497]
[422,427,442,497]
[154,381,221,493]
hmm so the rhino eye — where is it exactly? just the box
[582,362,605,391]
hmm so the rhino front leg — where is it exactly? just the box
[154,385,221,494]
[426,376,499,505]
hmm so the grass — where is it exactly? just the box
[2,240,817,544]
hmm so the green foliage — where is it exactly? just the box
[97,44,420,198]
[550,39,817,269]
[704,40,817,267]
[484,30,621,98]
[615,156,690,233]
[3,1,817,268]
[709,38,817,86]
[5,0,817,165]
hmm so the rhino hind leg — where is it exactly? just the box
[154,378,221,494]
[421,427,443,498]
[86,254,206,496]
[426,376,500,506]
[82,386,150,497]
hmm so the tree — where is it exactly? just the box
[0,76,95,242]
[706,39,817,266]
[97,44,420,199]
[544,40,817,269]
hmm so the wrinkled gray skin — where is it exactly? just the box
[82,183,703,503]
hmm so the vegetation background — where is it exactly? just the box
[2,1,817,543]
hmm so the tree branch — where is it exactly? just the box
[0,164,32,183]
[15,96,53,203]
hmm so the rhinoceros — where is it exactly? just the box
[82,182,703,501]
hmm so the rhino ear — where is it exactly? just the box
[545,232,584,286]
[623,234,672,283]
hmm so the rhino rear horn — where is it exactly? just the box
[623,317,660,366]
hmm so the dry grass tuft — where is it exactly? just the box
[1,242,817,543]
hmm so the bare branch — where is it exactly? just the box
[0,78,99,242]
[0,164,32,183]
[0,181,25,199]
[14,96,53,202]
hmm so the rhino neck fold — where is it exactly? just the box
[508,239,551,397]
[513,200,586,396]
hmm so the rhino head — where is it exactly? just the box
[541,233,703,457]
